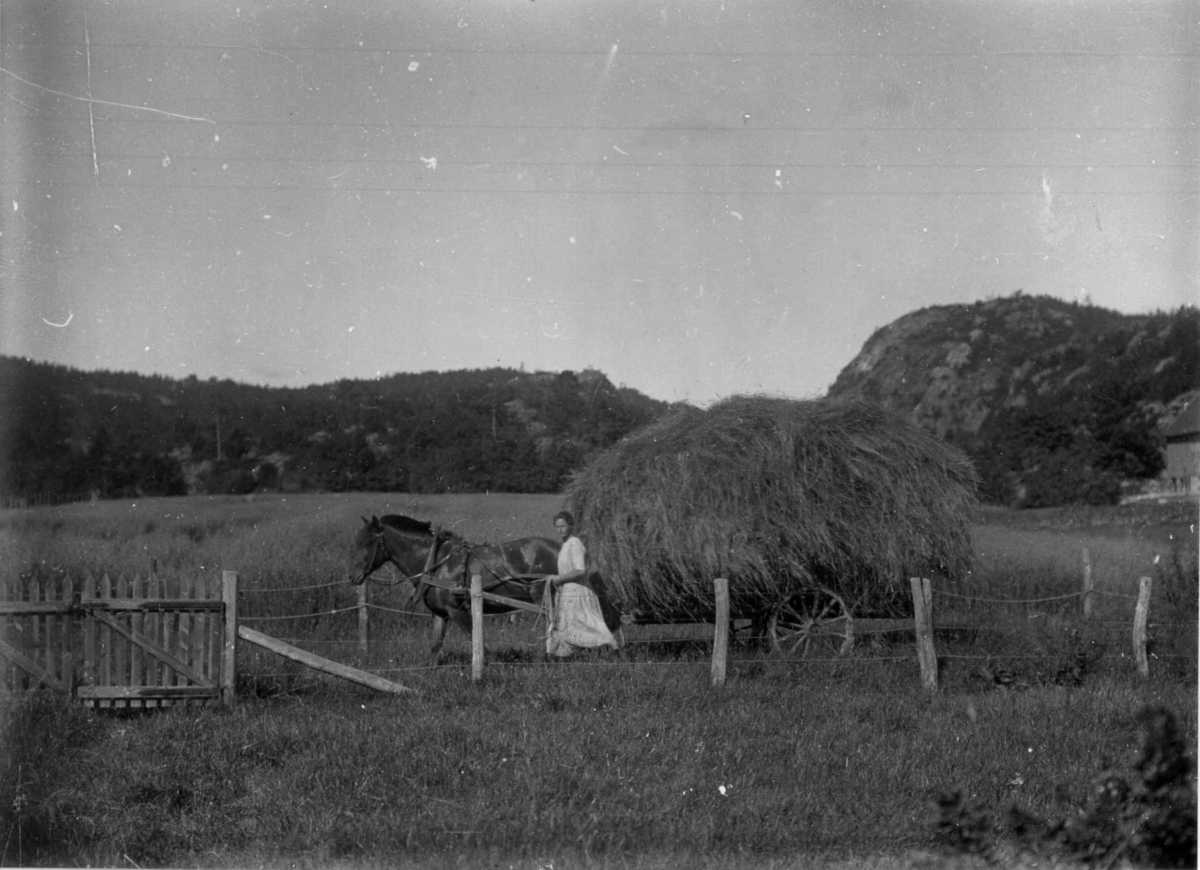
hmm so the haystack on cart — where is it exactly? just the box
[563,395,979,657]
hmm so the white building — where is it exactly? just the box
[1162,398,1200,496]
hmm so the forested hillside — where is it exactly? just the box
[0,360,670,500]
[6,293,1197,508]
[829,293,1199,507]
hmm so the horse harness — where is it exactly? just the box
[365,524,543,599]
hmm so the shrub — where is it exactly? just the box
[932,705,1197,867]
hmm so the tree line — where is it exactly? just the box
[0,359,670,500]
[5,294,1196,510]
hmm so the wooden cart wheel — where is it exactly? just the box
[767,587,854,658]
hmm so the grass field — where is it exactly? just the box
[1,493,1196,868]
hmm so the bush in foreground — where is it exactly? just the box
[932,705,1196,867]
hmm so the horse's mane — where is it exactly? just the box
[378,514,433,535]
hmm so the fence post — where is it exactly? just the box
[1133,575,1152,680]
[1082,547,1094,619]
[910,577,937,691]
[221,571,238,704]
[470,574,484,682]
[711,578,729,688]
[358,581,369,658]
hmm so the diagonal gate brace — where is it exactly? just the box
[237,626,417,695]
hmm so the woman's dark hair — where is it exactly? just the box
[553,511,575,527]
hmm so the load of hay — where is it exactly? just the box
[563,395,979,619]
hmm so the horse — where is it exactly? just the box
[351,514,560,662]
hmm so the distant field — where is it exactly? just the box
[0,491,562,585]
[978,497,1197,549]
[1,493,1195,868]
[4,491,1192,584]
[1,491,1193,640]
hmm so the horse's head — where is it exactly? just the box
[351,515,390,585]
[351,514,450,588]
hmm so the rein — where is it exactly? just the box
[365,528,458,588]
[366,527,533,592]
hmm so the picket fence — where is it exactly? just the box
[0,572,231,708]
[0,571,413,709]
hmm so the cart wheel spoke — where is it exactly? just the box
[766,587,854,659]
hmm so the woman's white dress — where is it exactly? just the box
[546,535,619,656]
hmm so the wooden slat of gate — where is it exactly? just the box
[43,579,56,687]
[182,577,197,692]
[158,574,171,694]
[100,574,113,705]
[137,576,151,705]
[32,579,42,685]
[52,578,65,685]
[82,574,95,691]
[63,575,75,692]
[7,575,19,690]
[8,578,21,690]
[115,574,129,695]
[149,573,163,691]
[207,575,221,684]
[22,578,36,689]
[20,578,35,690]
[149,574,163,707]
[169,577,182,692]
[195,575,210,683]
[185,577,198,686]
[168,577,179,694]
[172,575,186,705]
[48,578,58,686]
[199,577,213,694]
[130,573,145,697]
[167,575,177,690]
[146,574,160,699]
[175,576,190,690]
[2,577,15,690]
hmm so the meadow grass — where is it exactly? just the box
[3,654,1194,868]
[1,494,1196,867]
[0,491,562,584]
[970,523,1162,606]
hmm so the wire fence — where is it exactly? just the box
[4,562,1188,703]
[231,566,1197,689]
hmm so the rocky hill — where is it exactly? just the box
[828,293,1199,507]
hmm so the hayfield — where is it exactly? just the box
[1,493,1196,868]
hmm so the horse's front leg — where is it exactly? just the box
[449,606,474,645]
[429,615,449,664]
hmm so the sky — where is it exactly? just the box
[1,1,1196,405]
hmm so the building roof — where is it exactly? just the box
[1165,398,1200,439]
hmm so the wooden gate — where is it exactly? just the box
[1,573,227,709]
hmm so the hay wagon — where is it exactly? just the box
[565,395,979,657]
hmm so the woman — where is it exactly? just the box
[544,511,619,657]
